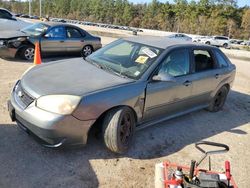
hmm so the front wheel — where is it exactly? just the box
[82,45,93,57]
[102,107,136,154]
[207,86,229,112]
[20,45,35,61]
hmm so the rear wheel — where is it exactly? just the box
[20,45,35,61]
[223,43,228,48]
[102,107,136,154]
[82,45,93,57]
[207,86,229,112]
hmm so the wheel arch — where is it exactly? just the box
[211,83,230,99]
[16,42,35,58]
[87,105,138,142]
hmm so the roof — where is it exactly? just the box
[42,22,79,28]
[125,36,210,49]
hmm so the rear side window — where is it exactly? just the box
[215,37,228,40]
[214,50,228,68]
[159,49,190,77]
[193,50,215,72]
[66,27,82,38]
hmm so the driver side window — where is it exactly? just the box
[159,49,190,77]
[46,26,65,38]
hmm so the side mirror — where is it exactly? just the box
[44,33,50,38]
[152,72,176,82]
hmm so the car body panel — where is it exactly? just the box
[72,81,146,121]
[0,30,28,39]
[9,94,94,145]
[144,75,193,121]
[40,26,66,53]
[21,58,133,98]
[8,37,236,147]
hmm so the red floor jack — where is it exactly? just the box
[155,141,237,188]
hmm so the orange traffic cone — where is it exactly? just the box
[33,42,42,65]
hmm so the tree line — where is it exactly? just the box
[1,0,249,39]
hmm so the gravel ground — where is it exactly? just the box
[0,38,250,188]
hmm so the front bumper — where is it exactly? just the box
[8,87,95,147]
[0,46,18,59]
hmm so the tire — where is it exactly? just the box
[207,86,229,112]
[82,45,93,57]
[223,43,228,48]
[20,45,35,61]
[102,107,136,154]
[205,41,210,45]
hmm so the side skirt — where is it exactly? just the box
[136,104,209,131]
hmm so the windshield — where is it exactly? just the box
[86,39,163,80]
[21,23,49,36]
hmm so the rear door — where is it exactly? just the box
[189,48,221,106]
[40,26,66,53]
[65,26,85,52]
[143,48,194,121]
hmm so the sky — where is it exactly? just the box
[129,0,250,7]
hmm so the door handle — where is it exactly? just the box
[183,80,192,86]
[215,74,219,79]
[59,40,64,43]
[80,40,84,42]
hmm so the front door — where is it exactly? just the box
[40,26,66,53]
[143,48,194,122]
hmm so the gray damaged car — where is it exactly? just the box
[8,37,236,153]
[0,22,101,60]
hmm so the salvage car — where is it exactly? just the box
[8,37,235,153]
[0,8,30,32]
[0,22,102,60]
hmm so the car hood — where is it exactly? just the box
[0,30,29,39]
[21,58,134,98]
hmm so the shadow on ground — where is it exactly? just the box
[0,90,249,187]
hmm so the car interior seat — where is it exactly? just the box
[195,54,213,72]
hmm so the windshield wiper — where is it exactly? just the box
[85,58,129,79]
[100,62,129,79]
[85,58,103,69]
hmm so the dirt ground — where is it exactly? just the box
[0,35,250,188]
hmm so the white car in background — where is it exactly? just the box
[192,36,208,43]
[240,40,250,46]
[0,8,31,31]
[200,36,230,48]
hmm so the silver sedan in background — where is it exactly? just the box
[166,33,192,41]
[0,22,102,60]
[8,37,235,153]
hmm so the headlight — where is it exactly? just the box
[8,37,26,47]
[36,95,81,115]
